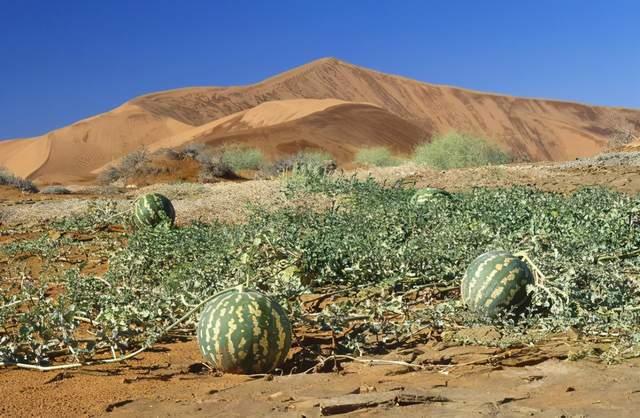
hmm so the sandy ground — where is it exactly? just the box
[2,57,639,183]
[2,337,640,417]
[2,161,640,227]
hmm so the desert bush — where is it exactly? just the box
[414,132,511,169]
[181,143,206,159]
[270,150,336,175]
[119,148,150,174]
[97,148,152,184]
[97,166,122,185]
[40,185,71,195]
[354,146,399,167]
[197,154,234,182]
[154,148,182,160]
[220,146,264,171]
[0,167,38,193]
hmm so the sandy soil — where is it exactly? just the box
[3,58,639,183]
[2,337,639,418]
[2,161,639,227]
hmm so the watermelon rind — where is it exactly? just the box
[196,287,292,374]
[410,188,452,206]
[132,193,175,228]
[461,250,534,318]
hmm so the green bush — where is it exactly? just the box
[296,150,333,166]
[354,147,399,167]
[221,146,264,171]
[270,150,335,175]
[414,132,511,169]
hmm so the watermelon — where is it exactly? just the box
[411,188,451,205]
[461,250,534,317]
[197,287,292,374]
[132,193,175,228]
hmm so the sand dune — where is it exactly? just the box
[0,136,51,178]
[92,99,401,173]
[144,98,374,150]
[132,58,640,162]
[185,102,425,164]
[1,104,192,183]
[2,58,639,183]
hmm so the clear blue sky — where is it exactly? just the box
[1,0,638,139]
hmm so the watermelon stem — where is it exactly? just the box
[516,251,569,313]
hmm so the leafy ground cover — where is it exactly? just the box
[1,170,639,369]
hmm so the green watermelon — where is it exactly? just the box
[461,250,534,318]
[132,193,175,228]
[197,287,292,374]
[411,188,451,205]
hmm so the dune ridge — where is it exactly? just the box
[2,58,639,183]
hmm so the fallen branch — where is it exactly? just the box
[319,390,450,415]
[596,248,640,263]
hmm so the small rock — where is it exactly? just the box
[268,391,284,400]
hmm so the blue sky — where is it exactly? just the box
[1,0,638,139]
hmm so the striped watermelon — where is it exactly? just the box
[461,250,534,318]
[411,188,451,205]
[197,287,292,374]
[132,193,175,228]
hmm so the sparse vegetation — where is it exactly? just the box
[0,167,38,193]
[98,148,151,184]
[221,146,264,171]
[180,143,207,160]
[608,122,637,149]
[414,132,511,169]
[197,153,235,183]
[270,150,336,175]
[97,166,122,185]
[153,148,182,161]
[2,167,640,368]
[119,148,150,174]
[354,146,399,167]
[40,185,72,195]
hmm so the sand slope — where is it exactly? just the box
[1,104,191,183]
[132,58,640,161]
[186,102,425,164]
[92,99,412,173]
[2,58,640,183]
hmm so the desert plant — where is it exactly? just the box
[40,185,71,195]
[0,167,38,193]
[414,132,511,169]
[154,148,182,160]
[181,143,207,159]
[354,146,399,167]
[197,153,235,182]
[119,148,150,174]
[97,148,152,184]
[270,150,336,175]
[220,146,264,171]
[97,166,122,185]
[608,122,636,149]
